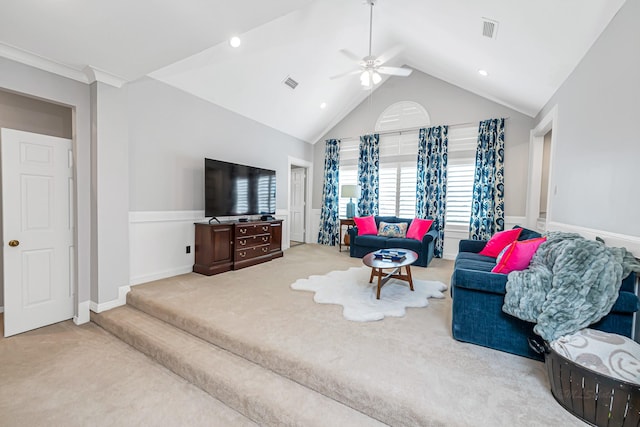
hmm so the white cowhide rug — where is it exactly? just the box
[290,266,447,322]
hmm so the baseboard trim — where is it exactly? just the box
[546,221,640,257]
[89,284,131,313]
[74,300,90,324]
[130,265,193,286]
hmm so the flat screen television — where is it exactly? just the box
[204,158,276,218]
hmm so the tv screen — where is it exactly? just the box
[204,158,276,217]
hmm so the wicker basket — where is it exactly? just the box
[530,339,640,427]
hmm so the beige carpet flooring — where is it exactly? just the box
[0,313,255,426]
[1,244,587,426]
[111,244,584,426]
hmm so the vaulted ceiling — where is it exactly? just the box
[0,0,626,143]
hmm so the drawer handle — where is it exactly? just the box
[239,251,246,258]
[262,236,269,242]
[239,228,247,234]
[262,226,269,232]
[262,247,269,253]
[239,239,247,246]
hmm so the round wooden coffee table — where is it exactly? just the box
[362,249,418,299]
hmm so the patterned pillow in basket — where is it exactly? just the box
[377,221,407,238]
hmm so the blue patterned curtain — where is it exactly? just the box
[317,139,341,245]
[469,118,505,240]
[357,134,380,216]
[415,126,448,258]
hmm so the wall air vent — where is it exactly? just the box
[482,18,499,39]
[283,76,299,89]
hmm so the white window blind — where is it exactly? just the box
[445,126,477,228]
[378,162,417,217]
[445,161,475,225]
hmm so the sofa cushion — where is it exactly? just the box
[479,228,523,257]
[352,234,387,248]
[406,218,433,241]
[455,258,496,273]
[456,252,497,263]
[378,221,407,237]
[385,237,423,253]
[354,216,377,235]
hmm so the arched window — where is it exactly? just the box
[338,101,431,218]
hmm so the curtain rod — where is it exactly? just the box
[336,117,510,143]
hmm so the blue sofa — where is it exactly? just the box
[348,216,437,267]
[450,227,639,360]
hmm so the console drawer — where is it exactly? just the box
[236,223,271,237]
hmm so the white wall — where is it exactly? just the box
[312,69,535,218]
[91,82,130,305]
[126,78,313,288]
[127,77,313,212]
[535,0,640,239]
[0,57,91,322]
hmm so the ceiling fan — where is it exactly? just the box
[331,0,412,88]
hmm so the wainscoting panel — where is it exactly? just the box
[129,210,205,286]
[130,210,291,288]
[546,221,640,257]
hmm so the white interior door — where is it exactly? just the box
[290,167,306,242]
[2,128,74,337]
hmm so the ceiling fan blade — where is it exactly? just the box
[329,69,362,80]
[377,66,413,77]
[375,45,404,66]
[339,49,363,63]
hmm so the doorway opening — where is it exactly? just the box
[287,157,312,248]
[526,106,557,231]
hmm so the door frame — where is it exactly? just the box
[287,156,313,246]
[1,128,76,336]
[526,105,558,231]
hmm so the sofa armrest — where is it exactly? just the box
[422,229,438,245]
[459,239,487,254]
[348,226,358,239]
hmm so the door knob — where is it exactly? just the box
[8,240,20,247]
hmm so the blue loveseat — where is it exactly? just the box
[348,216,437,267]
[450,226,639,360]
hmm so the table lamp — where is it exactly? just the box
[341,185,358,218]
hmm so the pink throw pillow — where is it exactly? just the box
[354,216,377,236]
[478,228,523,258]
[406,218,434,241]
[492,237,547,274]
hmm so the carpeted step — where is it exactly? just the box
[126,289,408,425]
[92,305,384,427]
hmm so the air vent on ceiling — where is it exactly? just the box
[283,76,299,89]
[482,18,499,39]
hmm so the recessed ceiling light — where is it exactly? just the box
[478,69,489,77]
[229,36,241,48]
[320,102,327,109]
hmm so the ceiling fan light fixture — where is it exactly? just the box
[372,71,381,84]
[360,71,371,87]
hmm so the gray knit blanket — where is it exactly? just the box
[502,232,640,341]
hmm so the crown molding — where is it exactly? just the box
[0,42,127,88]
[0,42,88,83]
[83,65,127,88]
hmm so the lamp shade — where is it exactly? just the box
[341,185,358,199]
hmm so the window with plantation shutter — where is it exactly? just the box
[445,126,477,229]
[445,161,475,225]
